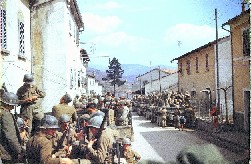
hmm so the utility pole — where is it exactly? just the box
[158,66,161,93]
[215,8,221,113]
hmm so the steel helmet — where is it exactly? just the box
[0,92,19,106]
[23,74,34,83]
[79,114,91,123]
[59,114,70,123]
[122,137,131,145]
[17,117,24,128]
[87,115,103,128]
[40,115,59,129]
[62,93,72,103]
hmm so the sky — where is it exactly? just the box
[77,0,245,68]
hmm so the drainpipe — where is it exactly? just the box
[221,23,234,123]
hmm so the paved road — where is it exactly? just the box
[130,113,247,163]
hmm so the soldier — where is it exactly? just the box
[53,114,78,158]
[121,138,141,164]
[116,100,130,126]
[0,92,23,163]
[26,115,74,164]
[16,117,29,154]
[52,93,77,124]
[73,94,81,109]
[160,107,168,128]
[86,115,114,164]
[16,74,46,136]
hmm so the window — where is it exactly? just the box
[196,56,199,73]
[186,60,191,75]
[0,6,7,49]
[179,62,183,75]
[243,29,250,56]
[205,54,209,71]
[18,11,25,57]
[18,21,25,56]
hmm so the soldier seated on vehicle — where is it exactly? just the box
[52,93,77,125]
[53,114,78,158]
[26,115,74,164]
[85,115,114,164]
[121,137,141,164]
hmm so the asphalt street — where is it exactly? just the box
[130,112,247,164]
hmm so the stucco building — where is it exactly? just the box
[222,7,250,131]
[30,0,85,111]
[133,68,176,94]
[0,0,32,93]
[171,36,232,119]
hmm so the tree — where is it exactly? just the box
[103,57,126,95]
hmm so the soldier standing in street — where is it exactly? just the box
[0,92,23,163]
[26,115,74,164]
[160,107,168,128]
[52,93,77,124]
[16,74,46,136]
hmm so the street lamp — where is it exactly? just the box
[217,86,232,124]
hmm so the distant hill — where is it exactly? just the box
[87,63,176,83]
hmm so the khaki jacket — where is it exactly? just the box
[52,104,77,123]
[0,106,22,162]
[26,131,61,164]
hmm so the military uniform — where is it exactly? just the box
[87,129,114,164]
[160,108,167,127]
[52,104,77,123]
[0,106,23,163]
[16,83,46,134]
[123,148,141,164]
[26,131,61,164]
[53,128,77,158]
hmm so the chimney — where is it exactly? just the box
[241,1,246,13]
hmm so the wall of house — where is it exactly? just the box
[87,77,102,95]
[230,12,250,130]
[1,0,31,94]
[145,72,178,94]
[31,0,83,112]
[216,37,233,121]
[178,45,216,102]
[134,69,171,92]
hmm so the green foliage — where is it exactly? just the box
[105,58,126,93]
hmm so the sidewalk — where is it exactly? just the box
[196,119,250,154]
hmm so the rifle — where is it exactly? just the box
[12,114,22,145]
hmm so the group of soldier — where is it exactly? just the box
[0,74,140,164]
[131,91,195,130]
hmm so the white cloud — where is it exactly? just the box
[91,32,151,51]
[83,13,122,33]
[164,24,228,53]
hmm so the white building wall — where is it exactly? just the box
[133,69,170,92]
[86,76,102,96]
[215,36,233,120]
[31,0,84,112]
[145,72,178,95]
[1,0,31,93]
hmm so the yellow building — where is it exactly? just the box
[172,39,219,118]
[222,8,250,131]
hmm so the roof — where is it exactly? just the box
[136,68,177,78]
[222,9,250,26]
[69,0,84,31]
[171,36,230,62]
